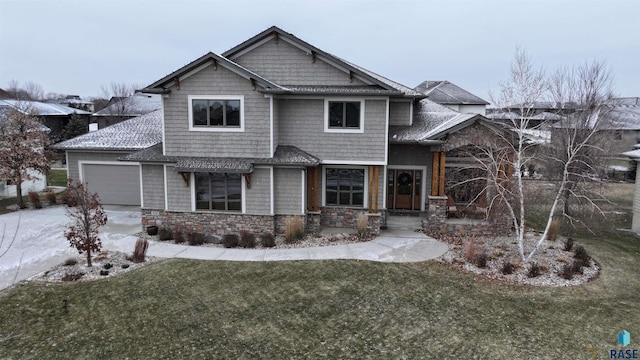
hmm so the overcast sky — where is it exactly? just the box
[0,0,638,102]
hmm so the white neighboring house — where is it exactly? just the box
[0,169,47,199]
[0,102,50,199]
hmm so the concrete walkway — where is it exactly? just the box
[107,215,449,263]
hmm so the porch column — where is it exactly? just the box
[368,166,380,213]
[306,166,319,211]
[431,151,447,196]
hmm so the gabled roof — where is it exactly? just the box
[142,52,285,93]
[0,99,91,116]
[222,26,423,98]
[414,81,489,105]
[53,110,162,151]
[389,99,481,144]
[93,93,162,117]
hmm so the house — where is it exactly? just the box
[414,81,489,115]
[622,145,640,233]
[92,93,162,129]
[51,95,95,112]
[56,26,511,236]
[0,104,51,198]
[0,99,91,143]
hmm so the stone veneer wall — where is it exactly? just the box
[142,208,383,237]
[423,196,512,236]
[142,209,275,236]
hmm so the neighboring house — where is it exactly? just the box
[0,99,91,143]
[56,26,510,236]
[0,105,50,198]
[92,93,161,129]
[414,81,489,115]
[622,145,640,233]
[52,95,95,112]
[53,110,162,205]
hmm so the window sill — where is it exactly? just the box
[189,126,244,133]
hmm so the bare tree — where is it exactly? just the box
[5,80,45,101]
[97,82,141,122]
[483,48,615,262]
[0,104,51,209]
[64,180,108,267]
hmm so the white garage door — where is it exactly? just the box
[82,163,141,206]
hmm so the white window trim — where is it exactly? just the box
[321,165,368,208]
[188,95,245,132]
[191,171,246,214]
[324,98,365,133]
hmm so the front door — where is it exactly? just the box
[387,169,421,210]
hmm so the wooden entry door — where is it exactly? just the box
[388,169,421,210]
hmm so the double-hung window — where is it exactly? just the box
[324,99,364,132]
[195,172,242,211]
[325,168,365,207]
[189,95,244,132]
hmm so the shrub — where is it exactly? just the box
[560,264,574,280]
[99,270,109,276]
[29,191,42,209]
[223,234,239,248]
[527,262,543,278]
[63,258,78,266]
[158,228,172,241]
[501,261,515,275]
[564,237,574,251]
[45,191,57,204]
[571,259,586,274]
[239,230,257,248]
[174,232,185,244]
[475,253,489,268]
[574,245,591,266]
[285,217,304,243]
[547,219,559,241]
[261,233,276,248]
[132,238,149,263]
[187,232,205,246]
[356,213,368,236]
[61,272,84,282]
[103,263,113,269]
[463,238,480,263]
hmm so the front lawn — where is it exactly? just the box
[1,230,639,359]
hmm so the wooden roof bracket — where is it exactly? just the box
[250,78,257,91]
[212,58,217,70]
[349,70,354,83]
[274,31,279,44]
[179,172,189,186]
[173,77,180,90]
[311,51,316,63]
[243,173,252,189]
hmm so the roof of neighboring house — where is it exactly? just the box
[0,88,12,99]
[603,98,640,130]
[222,26,423,98]
[0,99,92,116]
[93,93,162,117]
[487,110,566,121]
[414,81,489,105]
[121,143,320,170]
[0,104,51,132]
[53,110,162,151]
[389,99,480,144]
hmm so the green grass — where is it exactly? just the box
[0,182,639,358]
[46,169,68,187]
[1,235,639,359]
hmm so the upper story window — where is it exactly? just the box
[188,95,244,132]
[324,99,364,133]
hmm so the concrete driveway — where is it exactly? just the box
[0,205,141,291]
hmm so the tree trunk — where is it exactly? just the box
[15,176,25,209]
[563,188,570,217]
[86,250,92,267]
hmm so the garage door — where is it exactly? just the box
[82,164,141,206]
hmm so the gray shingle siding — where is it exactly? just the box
[141,164,165,209]
[277,99,387,162]
[66,151,133,183]
[389,101,411,126]
[163,66,271,158]
[274,167,304,215]
[233,39,367,86]
[245,167,271,215]
[165,165,191,211]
